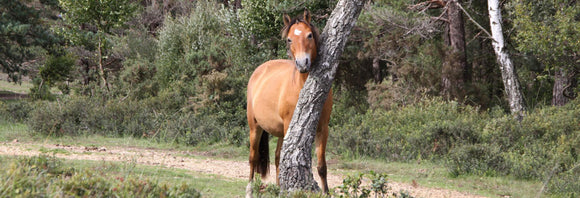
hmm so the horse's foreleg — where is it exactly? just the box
[315,126,329,194]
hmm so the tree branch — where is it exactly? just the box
[454,1,492,39]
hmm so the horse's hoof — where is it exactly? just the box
[245,183,253,198]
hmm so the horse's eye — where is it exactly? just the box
[307,33,313,39]
[287,38,292,43]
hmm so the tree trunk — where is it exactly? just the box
[373,57,381,83]
[552,68,576,106]
[441,0,468,100]
[97,38,109,91]
[488,0,525,118]
[278,0,365,193]
[234,0,242,10]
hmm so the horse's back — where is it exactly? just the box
[247,59,297,137]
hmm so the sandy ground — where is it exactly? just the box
[0,141,486,198]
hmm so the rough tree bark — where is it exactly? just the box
[488,0,525,118]
[442,0,468,100]
[278,0,365,193]
[552,68,576,106]
[373,57,381,83]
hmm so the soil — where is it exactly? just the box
[0,141,486,198]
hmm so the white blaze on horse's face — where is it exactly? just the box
[287,22,316,73]
[294,29,302,36]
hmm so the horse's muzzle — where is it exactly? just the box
[295,56,311,73]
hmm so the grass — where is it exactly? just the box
[0,121,29,142]
[0,155,247,197]
[333,158,545,198]
[0,120,556,198]
[0,79,32,94]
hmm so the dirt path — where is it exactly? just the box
[0,142,486,198]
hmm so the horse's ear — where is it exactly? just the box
[303,9,311,24]
[283,14,291,27]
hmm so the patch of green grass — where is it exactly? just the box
[107,161,247,197]
[333,158,546,198]
[0,80,32,94]
[0,121,30,142]
[38,147,70,155]
[184,142,250,161]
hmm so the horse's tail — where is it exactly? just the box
[257,131,269,179]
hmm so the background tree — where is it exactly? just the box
[442,0,469,100]
[488,0,525,118]
[0,0,61,82]
[58,0,137,91]
[509,0,579,106]
[239,0,333,58]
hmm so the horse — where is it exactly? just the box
[246,10,333,194]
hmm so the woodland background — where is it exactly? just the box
[0,0,578,196]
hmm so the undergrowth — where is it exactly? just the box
[330,97,579,197]
[0,155,200,197]
[6,95,579,196]
[250,171,412,198]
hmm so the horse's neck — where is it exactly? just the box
[298,72,308,83]
[293,70,309,88]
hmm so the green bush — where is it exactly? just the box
[26,94,248,146]
[331,97,579,195]
[118,57,159,100]
[330,97,484,160]
[0,155,200,198]
[0,100,32,122]
[27,95,156,137]
[446,143,506,177]
[335,172,411,198]
[29,77,56,101]
[28,96,93,136]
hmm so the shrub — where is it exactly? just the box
[118,57,159,100]
[26,94,248,146]
[331,96,579,196]
[0,155,200,197]
[335,172,411,198]
[27,95,158,137]
[0,100,32,122]
[446,143,506,177]
[28,96,93,136]
[330,97,484,161]
[29,77,56,101]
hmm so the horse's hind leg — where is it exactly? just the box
[248,125,264,181]
[247,123,263,198]
[315,125,329,194]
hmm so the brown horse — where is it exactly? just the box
[246,10,333,194]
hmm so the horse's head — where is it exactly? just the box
[282,10,319,73]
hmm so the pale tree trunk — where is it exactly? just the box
[278,0,365,193]
[488,0,525,118]
[97,37,109,91]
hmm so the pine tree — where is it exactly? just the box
[0,0,61,82]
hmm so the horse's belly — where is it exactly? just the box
[253,106,285,137]
[248,59,298,138]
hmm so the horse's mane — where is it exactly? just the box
[280,15,320,52]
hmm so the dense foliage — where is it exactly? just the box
[1,0,578,197]
[0,0,61,82]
